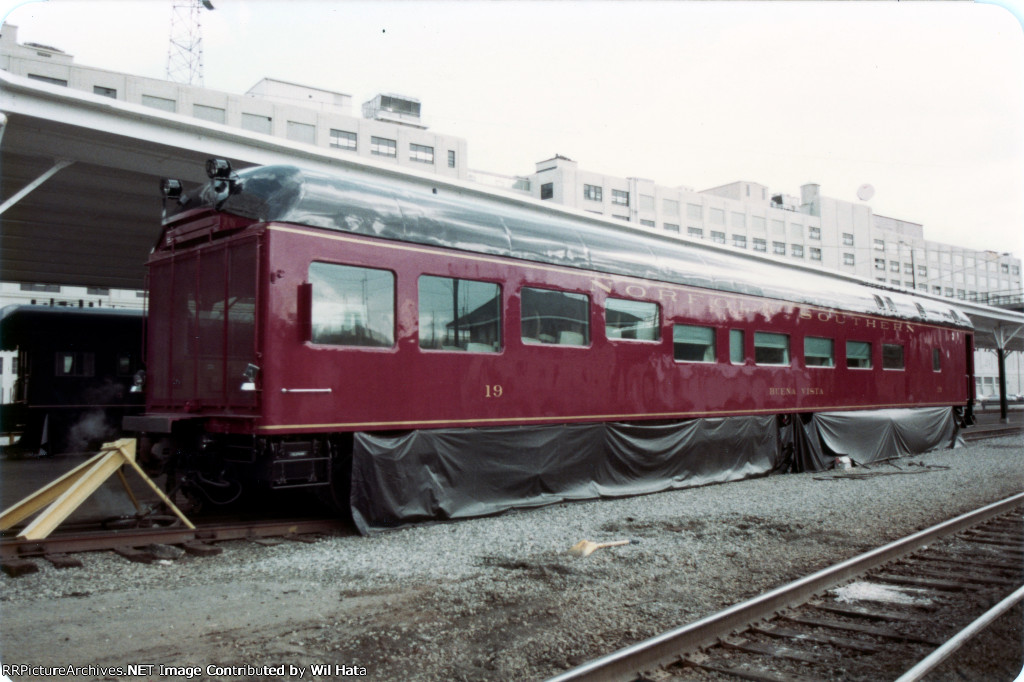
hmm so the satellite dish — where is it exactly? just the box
[856,184,875,201]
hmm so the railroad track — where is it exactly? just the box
[1,517,350,575]
[549,492,1024,682]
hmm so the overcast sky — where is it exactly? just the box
[4,0,1024,257]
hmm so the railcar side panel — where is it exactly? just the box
[246,224,967,435]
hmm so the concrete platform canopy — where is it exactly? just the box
[1,69,1022,356]
[0,70,431,290]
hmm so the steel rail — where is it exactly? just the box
[1,518,349,560]
[546,491,1024,682]
[894,584,1024,682]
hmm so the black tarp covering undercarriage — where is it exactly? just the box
[350,416,778,533]
[349,407,963,533]
[782,407,963,473]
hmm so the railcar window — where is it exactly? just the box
[606,299,659,341]
[309,263,394,347]
[673,325,716,362]
[729,329,745,364]
[419,276,501,352]
[804,337,835,367]
[846,340,872,369]
[521,287,590,346]
[55,351,95,377]
[754,332,790,365]
[933,348,942,372]
[882,343,905,370]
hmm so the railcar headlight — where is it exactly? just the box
[206,158,232,179]
[241,363,260,391]
[160,178,183,199]
[131,369,146,393]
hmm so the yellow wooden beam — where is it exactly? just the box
[0,438,195,540]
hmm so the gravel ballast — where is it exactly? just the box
[1,434,1021,681]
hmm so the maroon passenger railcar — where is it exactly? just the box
[126,161,974,518]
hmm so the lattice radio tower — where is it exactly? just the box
[166,0,214,86]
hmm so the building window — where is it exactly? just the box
[673,324,716,362]
[809,226,821,240]
[729,329,745,364]
[309,263,394,347]
[193,104,226,124]
[709,208,725,225]
[20,283,60,292]
[874,239,886,251]
[664,223,680,233]
[804,337,834,367]
[28,74,68,86]
[639,219,656,228]
[842,233,854,246]
[639,194,655,211]
[731,212,745,229]
[890,261,900,272]
[732,235,747,249]
[448,150,456,168]
[606,298,659,341]
[584,184,603,202]
[874,258,886,270]
[141,95,176,112]
[843,253,855,266]
[86,287,110,295]
[521,288,589,346]
[410,143,435,164]
[613,215,629,221]
[791,244,804,258]
[846,340,872,369]
[711,231,726,244]
[752,216,766,231]
[773,241,786,255]
[418,276,501,352]
[611,189,629,206]
[917,265,928,277]
[287,121,316,144]
[810,247,822,261]
[753,238,767,252]
[686,203,702,220]
[688,227,704,238]
[540,183,553,200]
[664,198,680,216]
[882,343,905,370]
[241,113,272,134]
[754,332,790,365]
[371,136,397,157]
[93,85,117,98]
[330,129,357,151]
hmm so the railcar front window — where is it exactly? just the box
[729,329,745,364]
[804,336,835,367]
[674,325,716,362]
[754,332,790,365]
[521,287,590,346]
[846,340,872,369]
[419,276,501,352]
[606,299,659,341]
[310,263,394,347]
[882,343,905,370]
